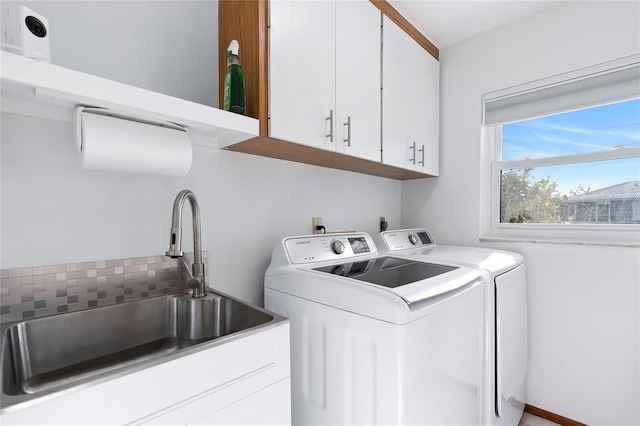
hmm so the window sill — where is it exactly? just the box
[480,236,639,248]
[481,218,640,248]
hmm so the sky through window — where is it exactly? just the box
[501,98,640,194]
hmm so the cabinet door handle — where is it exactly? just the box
[419,145,425,167]
[409,142,417,164]
[343,116,351,147]
[326,110,334,143]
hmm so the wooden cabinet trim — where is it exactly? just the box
[218,0,269,124]
[224,137,434,180]
[257,0,269,135]
[370,0,439,61]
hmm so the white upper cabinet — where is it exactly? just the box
[269,0,381,162]
[381,15,440,175]
[334,1,382,162]
[269,0,335,151]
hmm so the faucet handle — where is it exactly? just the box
[189,262,206,298]
[191,262,205,279]
[187,278,201,291]
[179,261,207,298]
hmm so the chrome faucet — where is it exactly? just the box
[166,190,206,298]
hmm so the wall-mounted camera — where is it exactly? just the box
[1,5,51,62]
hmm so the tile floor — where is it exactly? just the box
[520,412,561,426]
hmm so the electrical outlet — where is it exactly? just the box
[312,217,324,234]
[380,216,388,232]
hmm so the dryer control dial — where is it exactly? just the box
[331,240,345,255]
[408,234,420,245]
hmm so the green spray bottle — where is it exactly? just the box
[223,40,246,115]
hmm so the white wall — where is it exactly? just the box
[8,0,219,107]
[1,113,400,305]
[0,1,402,306]
[402,1,640,425]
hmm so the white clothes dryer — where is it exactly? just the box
[374,229,527,426]
[265,232,484,425]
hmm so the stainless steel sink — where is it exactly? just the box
[0,290,286,412]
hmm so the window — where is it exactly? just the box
[481,55,640,246]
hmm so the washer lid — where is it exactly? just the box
[313,256,479,307]
[313,256,456,287]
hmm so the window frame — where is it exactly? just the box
[480,58,640,247]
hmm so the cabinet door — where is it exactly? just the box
[382,16,439,175]
[335,0,381,162]
[269,1,335,150]
[190,379,291,425]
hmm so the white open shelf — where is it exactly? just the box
[0,51,259,147]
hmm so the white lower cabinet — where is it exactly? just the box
[190,379,290,426]
[382,15,440,175]
[0,323,290,425]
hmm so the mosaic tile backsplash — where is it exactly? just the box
[0,253,208,324]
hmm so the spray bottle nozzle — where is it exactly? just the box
[227,40,240,56]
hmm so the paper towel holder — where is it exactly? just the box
[75,106,193,177]
[75,106,189,152]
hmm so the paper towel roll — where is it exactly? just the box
[78,108,192,177]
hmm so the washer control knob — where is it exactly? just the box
[331,240,345,255]
[409,234,420,245]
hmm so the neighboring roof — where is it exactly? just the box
[568,181,640,203]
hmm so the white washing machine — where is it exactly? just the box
[373,229,527,426]
[264,232,485,425]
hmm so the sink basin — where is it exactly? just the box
[1,290,285,411]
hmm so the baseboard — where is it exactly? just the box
[525,404,587,426]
